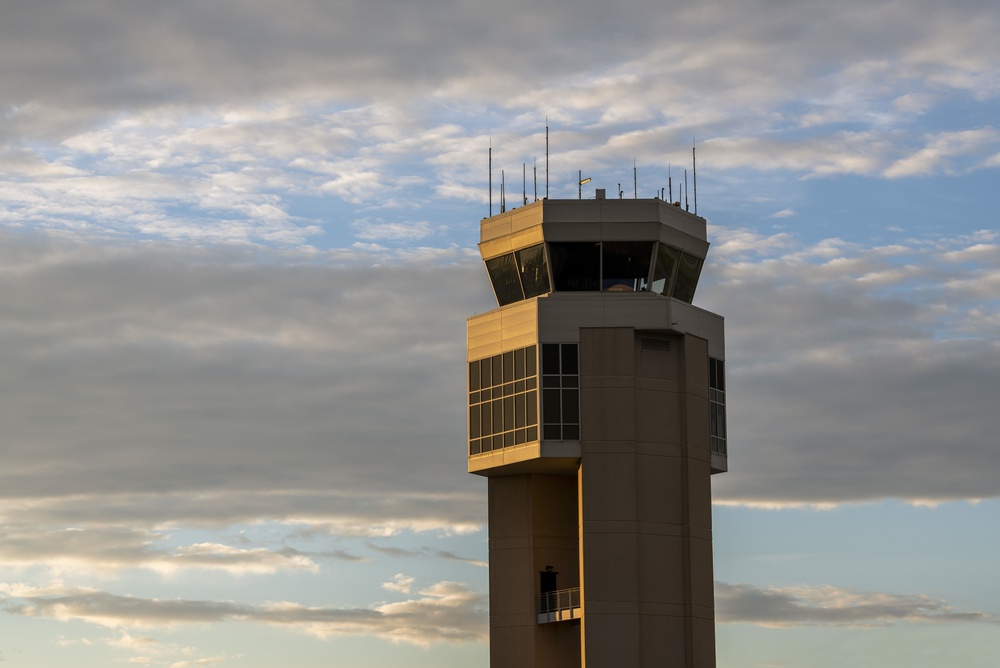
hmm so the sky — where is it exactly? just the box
[0,0,998,666]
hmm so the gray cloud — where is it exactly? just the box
[1,226,998,534]
[0,233,490,505]
[703,230,1000,504]
[716,582,992,627]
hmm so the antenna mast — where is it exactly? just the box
[633,158,637,199]
[533,158,537,202]
[668,164,672,204]
[501,170,506,213]
[684,168,689,212]
[488,141,492,217]
[545,120,549,199]
[692,140,698,215]
[523,163,527,205]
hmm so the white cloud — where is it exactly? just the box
[381,574,416,594]
[884,127,1000,177]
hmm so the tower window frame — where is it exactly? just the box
[541,343,581,441]
[709,357,727,455]
[469,345,540,455]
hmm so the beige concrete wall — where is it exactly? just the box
[578,328,716,668]
[488,473,581,668]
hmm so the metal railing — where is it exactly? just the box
[539,587,580,615]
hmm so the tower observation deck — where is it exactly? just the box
[467,193,726,667]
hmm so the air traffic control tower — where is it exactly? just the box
[467,191,727,667]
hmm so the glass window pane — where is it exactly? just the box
[469,360,480,391]
[651,244,680,296]
[543,424,562,440]
[526,390,538,426]
[470,406,481,439]
[543,388,562,424]
[549,242,600,291]
[516,243,551,299]
[492,401,503,434]
[525,345,537,377]
[503,351,514,383]
[672,252,703,303]
[503,396,514,431]
[562,424,580,440]
[492,355,503,388]
[515,428,526,445]
[503,432,515,448]
[470,439,481,455]
[481,404,493,436]
[561,344,578,375]
[486,252,525,306]
[514,348,525,380]
[542,344,561,375]
[480,357,491,389]
[562,389,580,423]
[526,425,539,442]
[515,393,526,428]
[602,241,654,292]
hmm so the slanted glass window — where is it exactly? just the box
[709,357,727,455]
[549,242,600,291]
[650,244,680,296]
[541,343,581,440]
[673,252,703,303]
[602,241,654,292]
[469,345,539,455]
[486,252,524,306]
[516,243,551,299]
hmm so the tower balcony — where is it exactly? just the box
[537,587,582,624]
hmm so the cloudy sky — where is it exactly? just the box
[1,0,998,666]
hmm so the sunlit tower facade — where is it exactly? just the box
[467,191,727,667]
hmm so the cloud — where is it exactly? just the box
[716,582,992,627]
[351,219,440,242]
[0,0,997,244]
[381,574,415,594]
[1,580,487,647]
[883,127,1000,177]
[700,230,1000,505]
[0,233,490,505]
[2,224,999,529]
